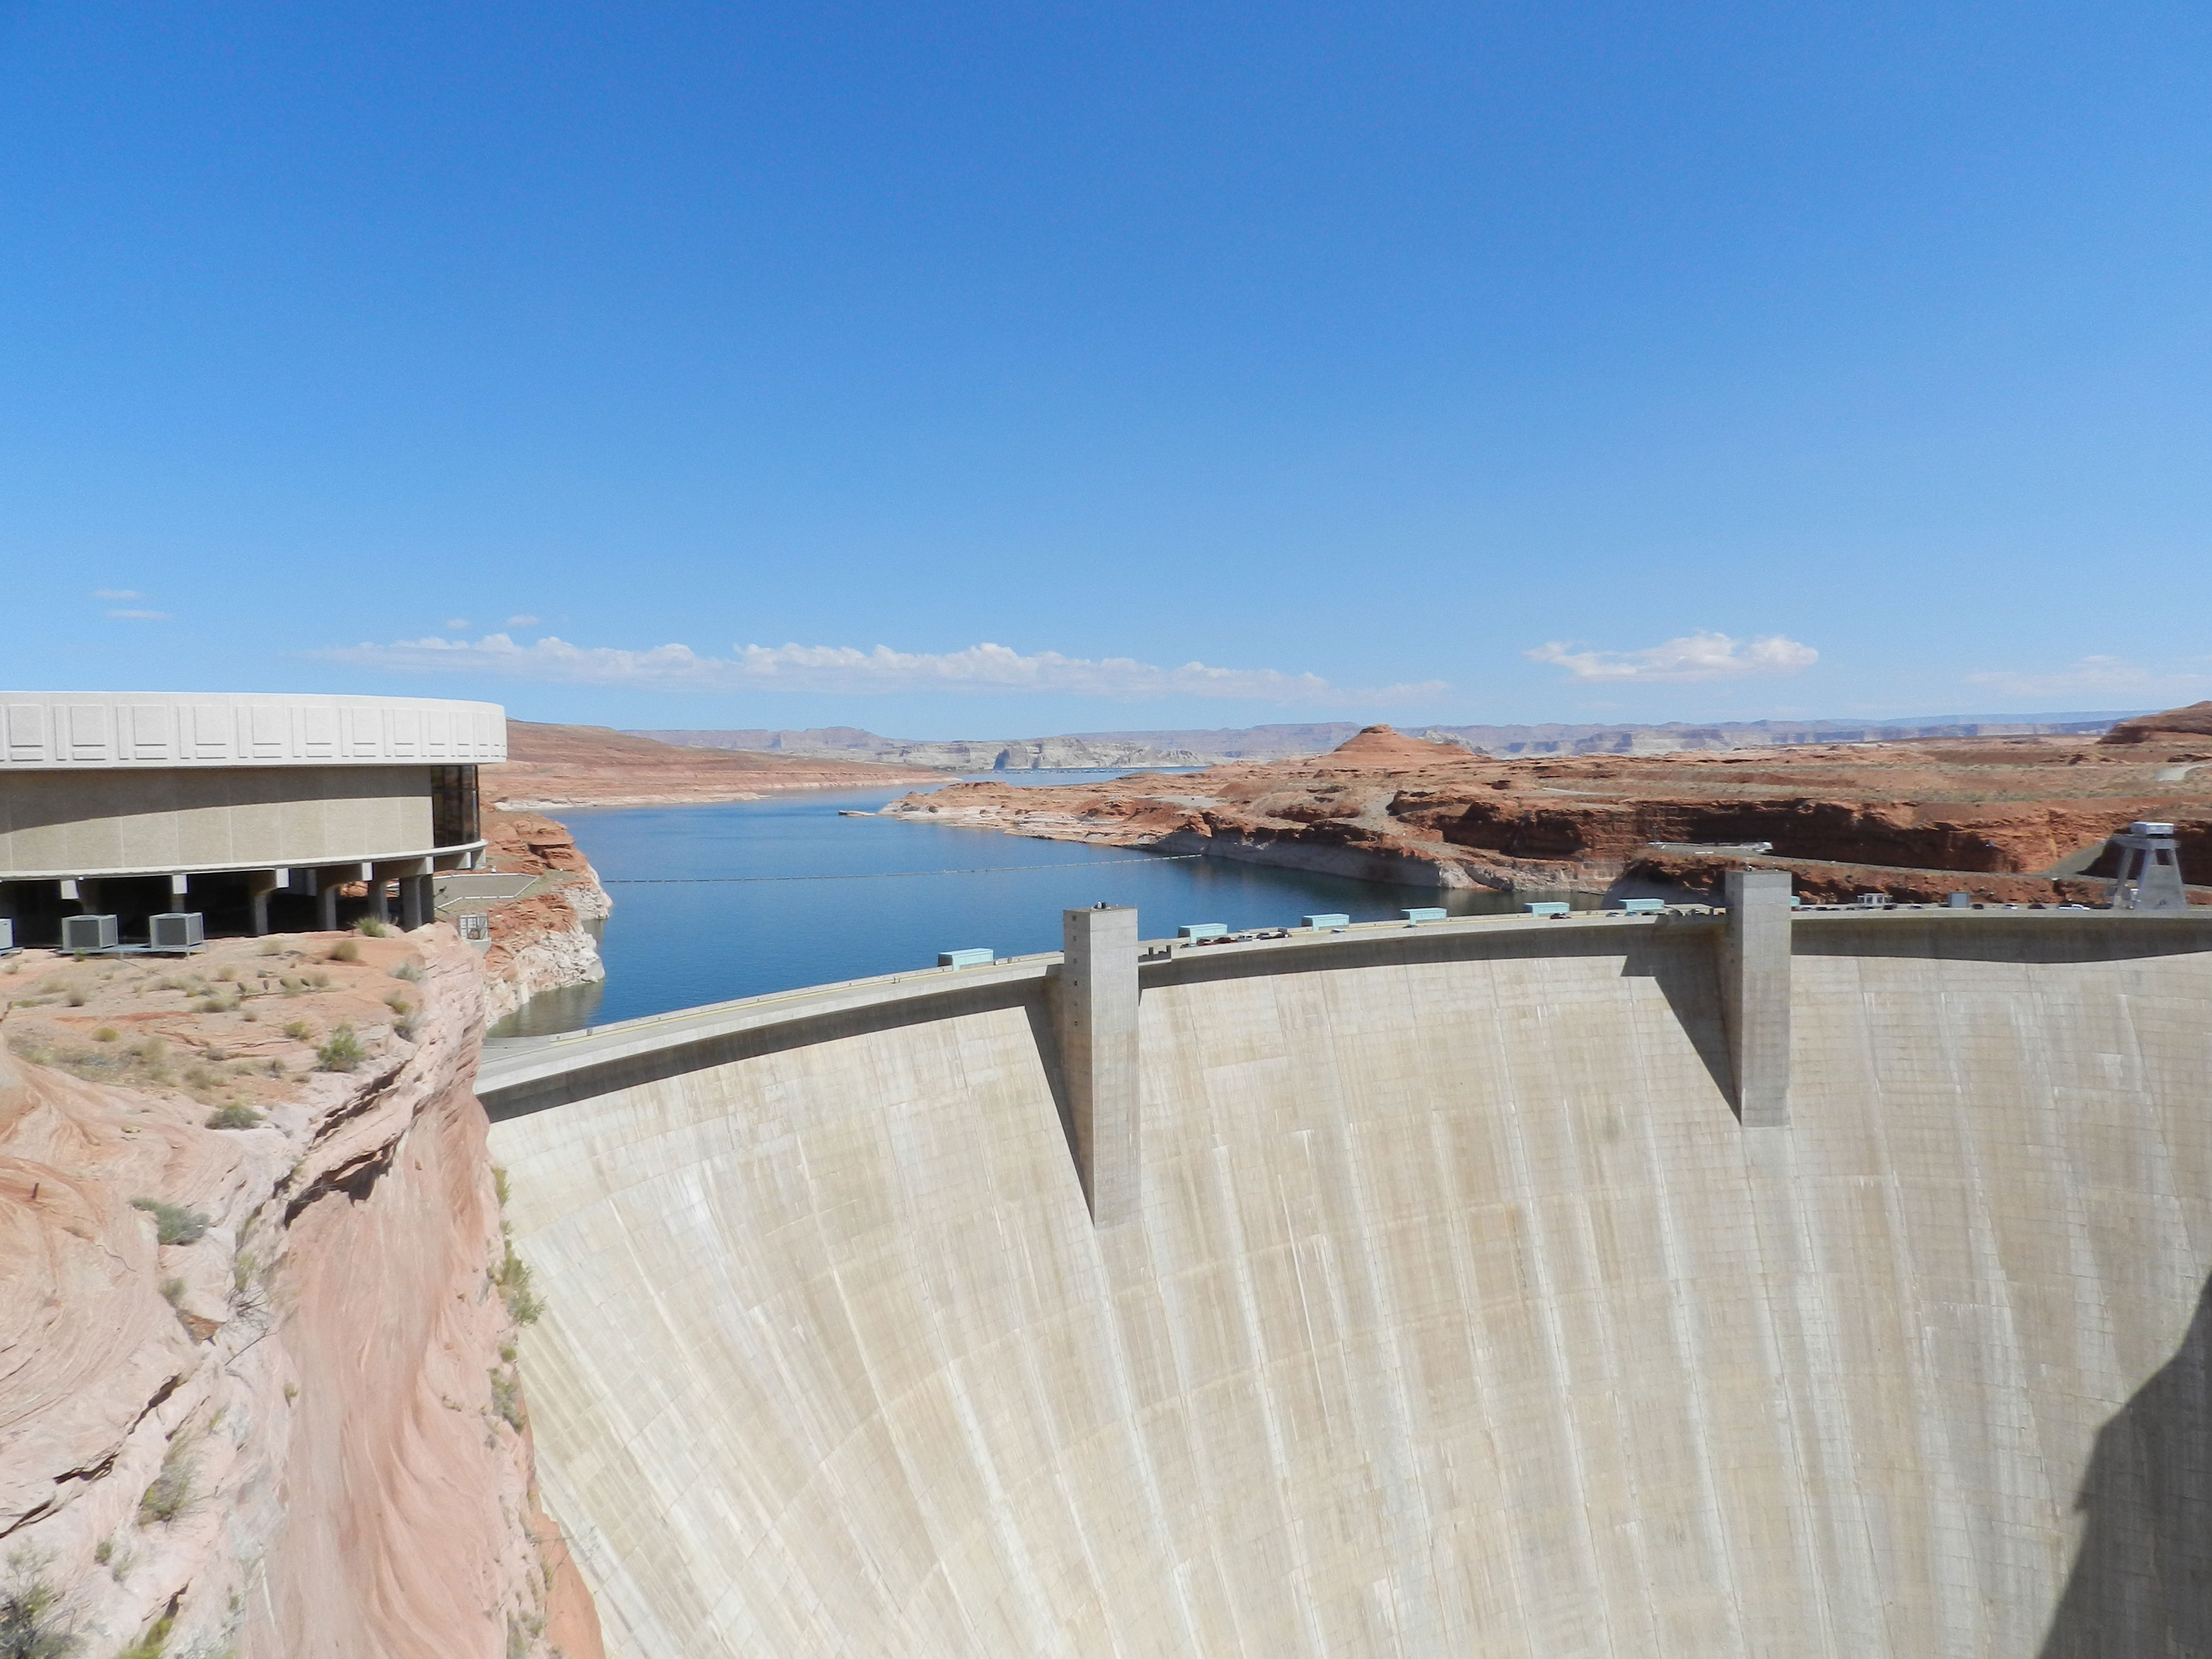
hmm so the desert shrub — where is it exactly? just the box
[92,1026,118,1044]
[305,971,331,990]
[137,1433,198,1524]
[258,938,283,956]
[389,959,422,983]
[0,1550,79,1658]
[315,1024,367,1073]
[114,1611,174,1659]
[205,1104,263,1130]
[281,1019,313,1040]
[489,1367,525,1431]
[394,1013,422,1042]
[326,939,359,963]
[384,992,411,1015]
[9,1031,182,1091]
[494,1240,544,1326]
[356,917,392,938]
[130,1198,210,1246]
[61,985,87,1008]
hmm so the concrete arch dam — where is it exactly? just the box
[478,904,2212,1658]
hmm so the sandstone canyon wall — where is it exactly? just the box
[0,929,602,1658]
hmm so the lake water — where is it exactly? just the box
[492,772,1586,1034]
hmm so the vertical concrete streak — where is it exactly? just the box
[1057,906,1141,1226]
[1721,869,1794,1127]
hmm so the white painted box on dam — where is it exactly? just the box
[486,914,2212,1658]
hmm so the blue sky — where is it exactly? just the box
[3,2,2208,737]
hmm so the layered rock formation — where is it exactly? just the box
[0,930,602,1659]
[473,811,617,1025]
[488,721,945,810]
[885,724,2212,900]
[2100,699,2212,748]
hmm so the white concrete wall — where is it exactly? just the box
[0,766,444,878]
[0,692,504,769]
[489,925,2212,1658]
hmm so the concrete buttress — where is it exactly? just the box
[1056,905,1141,1225]
[1720,868,1792,1127]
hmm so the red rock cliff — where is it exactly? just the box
[0,929,603,1659]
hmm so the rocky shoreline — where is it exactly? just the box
[884,722,2212,902]
[470,811,616,1025]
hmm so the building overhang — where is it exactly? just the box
[1,692,505,770]
[0,841,489,884]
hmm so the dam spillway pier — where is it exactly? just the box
[1054,904,1142,1227]
[1720,868,1793,1128]
[477,900,2212,1657]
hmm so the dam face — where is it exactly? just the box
[483,914,2212,1657]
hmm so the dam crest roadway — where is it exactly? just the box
[478,897,2212,1658]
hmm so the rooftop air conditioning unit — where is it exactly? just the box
[1856,893,1893,909]
[149,912,205,953]
[61,914,119,953]
[456,912,491,942]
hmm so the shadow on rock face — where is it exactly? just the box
[2041,1271,2212,1658]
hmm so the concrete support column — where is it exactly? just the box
[399,874,432,930]
[1720,868,1793,1128]
[247,870,284,936]
[316,872,343,932]
[367,879,391,926]
[1056,905,1142,1227]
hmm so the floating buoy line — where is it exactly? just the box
[602,853,1205,885]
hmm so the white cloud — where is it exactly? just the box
[315,634,1447,706]
[93,588,143,601]
[442,617,471,630]
[106,608,170,620]
[504,613,541,628]
[1526,630,1819,683]
[1965,655,2212,702]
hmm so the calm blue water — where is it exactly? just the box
[492,772,1570,1034]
